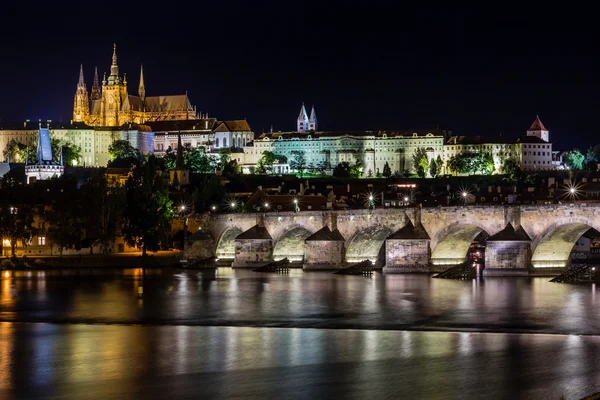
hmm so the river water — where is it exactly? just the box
[1,268,599,399]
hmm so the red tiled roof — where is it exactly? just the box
[528,116,547,131]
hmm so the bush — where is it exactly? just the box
[1,259,15,268]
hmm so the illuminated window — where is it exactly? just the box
[38,236,46,246]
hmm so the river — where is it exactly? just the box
[1,268,599,399]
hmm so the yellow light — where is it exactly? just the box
[2,239,10,246]
[3,271,9,278]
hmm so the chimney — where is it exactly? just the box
[488,185,492,193]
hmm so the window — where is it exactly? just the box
[38,236,46,246]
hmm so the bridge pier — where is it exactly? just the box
[231,225,273,268]
[483,223,531,276]
[383,221,431,273]
[302,226,345,270]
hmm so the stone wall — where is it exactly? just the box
[484,241,531,276]
[232,239,273,267]
[303,241,345,270]
[384,239,430,273]
[184,239,215,260]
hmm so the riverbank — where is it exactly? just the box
[0,250,183,269]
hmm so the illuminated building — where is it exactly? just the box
[73,44,199,127]
[25,125,64,184]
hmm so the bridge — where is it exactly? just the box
[185,204,600,275]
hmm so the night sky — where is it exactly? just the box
[0,3,596,150]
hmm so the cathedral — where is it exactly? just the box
[73,44,199,127]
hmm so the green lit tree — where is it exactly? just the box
[50,138,81,166]
[256,151,277,174]
[290,150,307,176]
[563,149,585,170]
[436,155,444,175]
[108,140,141,167]
[412,147,429,178]
[122,156,173,257]
[2,139,36,163]
[428,158,439,178]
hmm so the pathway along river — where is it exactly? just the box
[1,268,600,399]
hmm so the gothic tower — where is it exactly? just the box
[73,64,90,123]
[309,105,318,131]
[297,103,309,132]
[90,66,101,101]
[526,115,549,142]
[138,64,146,102]
[101,44,128,126]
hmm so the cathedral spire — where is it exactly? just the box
[297,103,309,132]
[78,64,85,86]
[91,66,101,100]
[108,43,121,85]
[138,64,145,101]
[309,105,318,131]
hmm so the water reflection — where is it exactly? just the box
[2,268,600,335]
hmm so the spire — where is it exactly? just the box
[78,64,85,85]
[138,64,145,101]
[91,66,101,100]
[298,102,308,120]
[528,115,547,131]
[108,43,121,85]
[176,131,183,170]
[309,105,318,131]
[297,103,309,132]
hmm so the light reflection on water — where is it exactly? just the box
[0,323,599,399]
[2,268,600,398]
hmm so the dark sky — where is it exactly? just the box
[0,3,596,150]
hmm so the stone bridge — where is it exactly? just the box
[186,204,600,275]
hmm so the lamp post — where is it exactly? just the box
[180,205,188,252]
[293,199,299,213]
[368,194,374,210]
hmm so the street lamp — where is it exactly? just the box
[293,198,299,212]
[211,205,216,211]
[264,202,269,210]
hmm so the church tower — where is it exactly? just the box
[309,105,318,131]
[138,64,146,102]
[527,115,549,142]
[73,64,90,123]
[101,44,128,126]
[90,66,101,100]
[297,103,309,132]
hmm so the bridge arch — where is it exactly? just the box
[215,227,243,260]
[531,217,600,268]
[430,222,490,266]
[272,225,313,262]
[345,225,393,267]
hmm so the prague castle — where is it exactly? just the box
[73,44,198,127]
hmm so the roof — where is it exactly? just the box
[528,116,547,131]
[36,128,53,163]
[446,135,551,145]
[387,220,430,240]
[487,223,531,241]
[0,162,10,177]
[256,129,445,140]
[91,99,102,115]
[147,119,217,132]
[0,121,93,130]
[214,120,252,132]
[305,226,345,241]
[235,225,272,240]
[121,95,144,112]
[142,95,193,113]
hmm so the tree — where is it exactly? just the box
[412,148,429,178]
[383,162,392,178]
[46,176,84,256]
[0,167,25,188]
[256,151,277,174]
[290,150,307,176]
[350,159,363,178]
[80,176,126,254]
[2,139,35,163]
[563,149,585,170]
[162,146,177,170]
[187,147,212,173]
[436,155,444,175]
[108,140,141,167]
[50,138,81,166]
[217,149,232,171]
[193,176,227,213]
[122,156,173,257]
[316,160,330,176]
[500,158,523,182]
[428,158,439,178]
[333,162,351,178]
[0,204,36,256]
[367,168,373,178]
